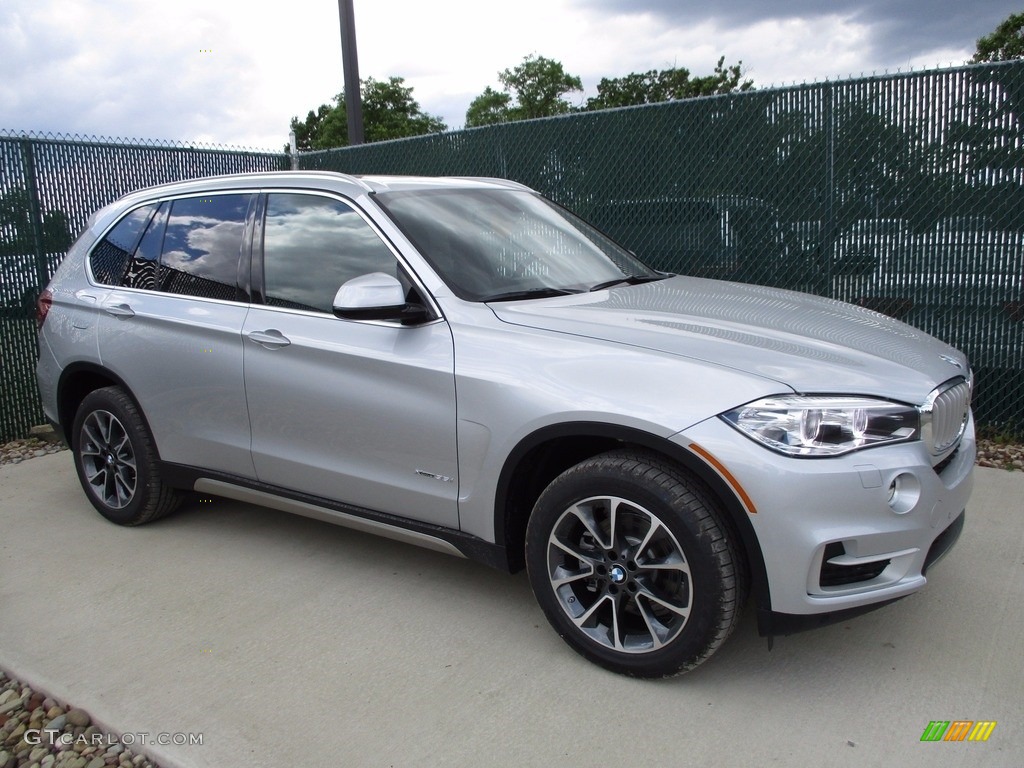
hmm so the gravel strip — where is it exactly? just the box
[0,438,66,466]
[0,671,162,768]
[975,437,1024,470]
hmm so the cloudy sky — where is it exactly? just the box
[1,0,1018,150]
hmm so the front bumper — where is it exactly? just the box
[675,414,975,619]
[758,509,965,636]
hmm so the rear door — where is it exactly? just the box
[95,192,256,478]
[242,190,459,529]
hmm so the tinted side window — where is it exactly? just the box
[262,194,398,313]
[123,203,168,291]
[89,204,158,285]
[159,194,251,301]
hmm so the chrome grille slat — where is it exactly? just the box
[922,379,971,457]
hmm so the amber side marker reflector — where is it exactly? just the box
[688,442,757,515]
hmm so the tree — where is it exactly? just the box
[465,86,512,127]
[289,103,334,153]
[289,76,446,150]
[465,55,583,127]
[0,190,71,258]
[586,57,752,111]
[0,189,33,258]
[964,13,1024,200]
[0,188,71,315]
[973,12,1024,62]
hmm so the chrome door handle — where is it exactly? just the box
[246,329,291,349]
[103,303,135,318]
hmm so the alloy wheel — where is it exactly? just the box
[79,409,137,510]
[546,495,693,653]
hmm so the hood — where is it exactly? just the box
[490,276,969,405]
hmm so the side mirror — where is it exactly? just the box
[332,273,431,324]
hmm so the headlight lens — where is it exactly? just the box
[721,396,920,457]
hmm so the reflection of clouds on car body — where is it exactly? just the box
[163,221,245,273]
[160,197,249,293]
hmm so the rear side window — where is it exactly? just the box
[261,193,398,313]
[123,203,168,291]
[89,204,158,285]
[159,194,251,301]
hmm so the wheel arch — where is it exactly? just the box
[493,421,771,615]
[57,363,154,450]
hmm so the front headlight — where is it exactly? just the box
[721,395,920,457]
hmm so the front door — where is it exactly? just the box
[242,191,459,529]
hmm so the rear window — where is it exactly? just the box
[89,194,253,301]
[89,204,158,285]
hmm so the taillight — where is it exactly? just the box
[36,288,53,330]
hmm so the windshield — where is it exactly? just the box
[373,188,662,301]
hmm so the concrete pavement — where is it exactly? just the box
[1,452,1022,767]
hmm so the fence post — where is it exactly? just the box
[822,82,836,298]
[289,131,299,170]
[19,138,48,295]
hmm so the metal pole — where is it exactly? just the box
[338,0,364,146]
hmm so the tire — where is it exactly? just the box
[71,386,181,526]
[525,450,747,678]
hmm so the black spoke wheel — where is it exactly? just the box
[526,450,747,677]
[71,386,180,525]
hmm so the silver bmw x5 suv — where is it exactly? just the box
[36,172,974,677]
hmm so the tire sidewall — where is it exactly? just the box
[526,456,733,677]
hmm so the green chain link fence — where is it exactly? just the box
[1,60,1022,441]
[0,131,288,440]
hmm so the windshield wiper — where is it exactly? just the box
[479,287,583,302]
[588,274,669,292]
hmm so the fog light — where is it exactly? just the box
[887,472,921,515]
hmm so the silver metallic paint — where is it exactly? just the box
[96,288,256,479]
[490,276,970,406]
[242,304,459,528]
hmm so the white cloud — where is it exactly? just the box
[0,0,1004,149]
